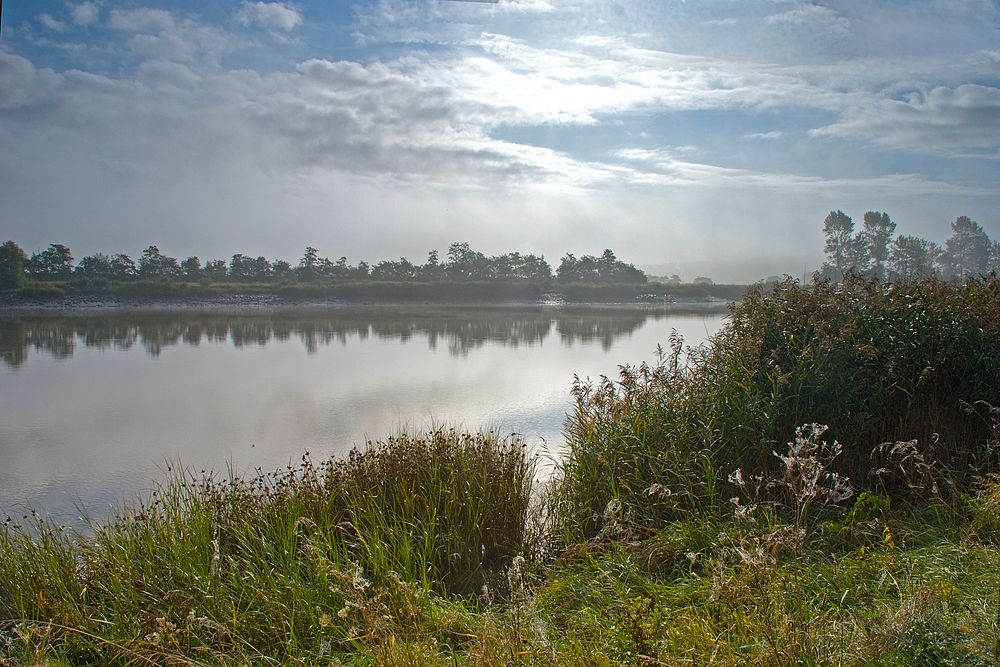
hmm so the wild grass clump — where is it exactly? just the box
[0,429,534,663]
[553,275,1000,541]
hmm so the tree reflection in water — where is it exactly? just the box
[0,306,728,368]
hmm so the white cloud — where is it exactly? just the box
[502,0,555,13]
[812,83,1000,152]
[2,1,999,281]
[71,2,100,27]
[124,21,232,63]
[37,14,67,32]
[765,3,852,39]
[237,2,302,32]
[613,147,996,197]
[107,8,175,32]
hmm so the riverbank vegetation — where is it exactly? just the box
[0,242,646,291]
[0,239,749,304]
[3,276,1000,664]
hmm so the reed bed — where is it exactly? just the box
[552,275,1000,541]
[0,429,534,663]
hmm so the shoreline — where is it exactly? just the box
[0,291,737,315]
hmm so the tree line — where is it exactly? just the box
[0,240,647,290]
[818,211,1000,282]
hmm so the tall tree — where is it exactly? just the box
[26,244,74,278]
[272,260,293,279]
[138,246,179,278]
[180,256,202,279]
[989,240,1000,274]
[862,211,896,281]
[109,254,137,279]
[820,211,855,280]
[204,260,228,279]
[297,246,320,280]
[0,240,27,289]
[75,253,115,278]
[941,216,991,280]
[889,235,938,281]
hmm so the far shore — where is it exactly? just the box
[1,280,745,313]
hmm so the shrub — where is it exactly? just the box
[552,276,1000,541]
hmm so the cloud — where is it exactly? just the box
[71,2,101,27]
[1,1,998,281]
[812,83,1000,152]
[704,18,739,27]
[765,3,852,39]
[236,2,303,31]
[502,0,555,13]
[37,14,67,32]
[107,8,175,32]
[612,147,996,197]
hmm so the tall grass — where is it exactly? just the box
[552,275,1000,541]
[0,429,534,663]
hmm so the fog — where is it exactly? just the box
[1,0,998,283]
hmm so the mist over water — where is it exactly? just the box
[0,306,726,525]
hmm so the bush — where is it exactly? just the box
[552,276,1000,541]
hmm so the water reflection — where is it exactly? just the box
[0,306,728,368]
[0,305,727,525]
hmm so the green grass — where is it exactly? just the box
[2,275,999,665]
[1,430,534,664]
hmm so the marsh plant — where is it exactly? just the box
[729,424,853,529]
[552,276,1000,542]
[0,429,535,663]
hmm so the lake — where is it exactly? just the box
[0,304,727,525]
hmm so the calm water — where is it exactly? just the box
[0,305,726,524]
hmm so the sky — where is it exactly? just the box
[1,1,998,282]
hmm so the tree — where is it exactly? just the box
[109,254,137,279]
[862,211,895,281]
[557,250,645,283]
[519,254,552,281]
[331,257,350,279]
[446,242,488,280]
[26,243,74,278]
[229,254,248,280]
[889,235,939,281]
[422,249,445,280]
[556,253,580,282]
[298,246,320,280]
[204,260,228,279]
[180,256,202,279]
[941,216,991,280]
[372,257,416,281]
[821,211,855,280]
[989,240,1000,274]
[75,253,114,278]
[597,249,617,281]
[138,246,179,278]
[0,240,27,289]
[272,260,293,279]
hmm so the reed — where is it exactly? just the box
[0,429,534,663]
[552,275,1000,541]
